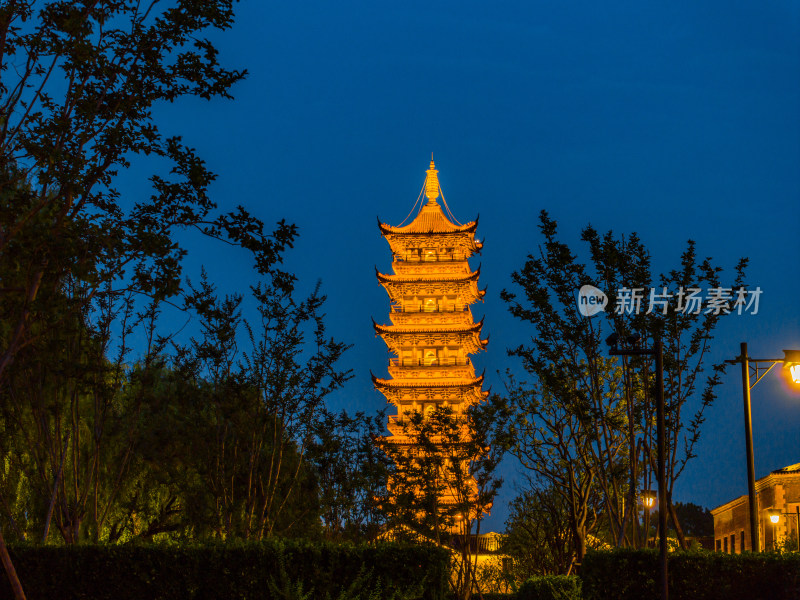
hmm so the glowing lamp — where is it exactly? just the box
[641,489,656,509]
[768,508,781,524]
[783,350,800,384]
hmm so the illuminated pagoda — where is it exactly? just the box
[373,159,488,514]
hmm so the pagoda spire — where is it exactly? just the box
[425,157,440,205]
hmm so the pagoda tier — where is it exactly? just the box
[388,308,476,327]
[378,203,482,260]
[391,259,471,277]
[376,268,486,305]
[373,159,489,522]
[372,373,487,405]
[373,319,488,356]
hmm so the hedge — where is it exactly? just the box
[581,548,800,600]
[0,539,451,600]
[515,575,581,600]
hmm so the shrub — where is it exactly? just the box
[0,540,450,600]
[581,548,800,600]
[515,575,581,600]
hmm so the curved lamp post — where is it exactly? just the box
[725,344,800,552]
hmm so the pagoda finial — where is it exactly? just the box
[425,156,440,204]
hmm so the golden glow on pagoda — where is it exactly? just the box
[374,158,488,518]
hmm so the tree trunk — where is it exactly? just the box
[667,492,688,550]
[42,431,70,543]
[0,528,26,600]
[572,517,587,567]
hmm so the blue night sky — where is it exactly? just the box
[125,1,800,530]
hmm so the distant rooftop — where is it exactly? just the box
[772,463,800,474]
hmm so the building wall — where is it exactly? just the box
[712,469,800,553]
[713,498,750,553]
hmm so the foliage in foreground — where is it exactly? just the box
[502,486,575,579]
[0,540,450,600]
[377,401,509,600]
[581,548,800,600]
[515,575,581,600]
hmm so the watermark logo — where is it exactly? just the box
[577,285,608,317]
[576,284,762,317]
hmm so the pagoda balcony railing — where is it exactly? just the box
[395,253,467,263]
[388,414,469,428]
[391,304,470,313]
[389,357,471,367]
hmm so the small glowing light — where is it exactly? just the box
[770,513,780,524]
[783,350,800,385]
[641,489,656,509]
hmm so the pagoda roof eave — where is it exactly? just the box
[379,221,478,236]
[373,316,485,336]
[378,208,479,236]
[375,265,481,284]
[372,373,485,389]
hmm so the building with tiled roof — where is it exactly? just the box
[711,463,800,552]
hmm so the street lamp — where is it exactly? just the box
[725,344,800,552]
[767,508,781,551]
[784,350,800,385]
[641,488,656,549]
[774,507,800,552]
[607,333,667,600]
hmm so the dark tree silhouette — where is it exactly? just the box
[502,211,747,564]
[0,2,292,595]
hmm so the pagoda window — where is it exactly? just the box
[423,298,437,312]
[423,349,437,366]
[423,248,436,261]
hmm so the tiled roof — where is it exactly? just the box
[379,202,478,235]
[373,318,484,335]
[772,463,800,474]
[376,267,480,284]
[372,373,485,389]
